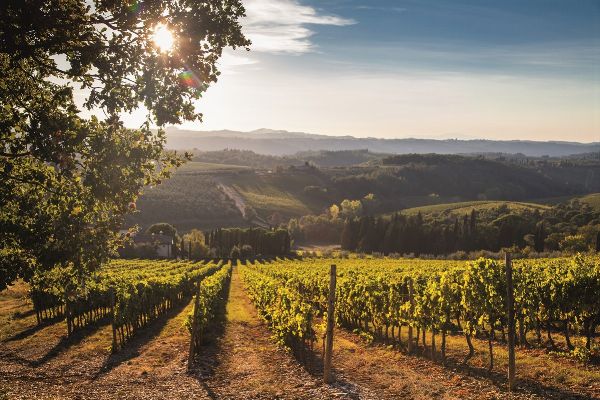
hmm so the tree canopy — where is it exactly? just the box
[0,0,250,290]
[147,222,178,238]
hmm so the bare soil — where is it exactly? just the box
[0,272,338,400]
[193,267,341,399]
[1,272,598,400]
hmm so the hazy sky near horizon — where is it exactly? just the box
[132,0,600,142]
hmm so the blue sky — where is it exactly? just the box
[138,0,600,141]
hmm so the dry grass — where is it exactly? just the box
[195,268,340,399]
[2,276,598,399]
[326,324,600,399]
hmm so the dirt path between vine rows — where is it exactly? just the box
[0,282,207,399]
[194,267,345,399]
[2,273,596,400]
[0,272,346,400]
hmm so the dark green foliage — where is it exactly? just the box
[181,229,210,259]
[288,215,344,245]
[208,228,291,257]
[0,0,249,290]
[189,148,384,169]
[342,199,600,255]
[192,149,297,169]
[128,151,600,233]
[118,243,159,259]
[147,223,178,238]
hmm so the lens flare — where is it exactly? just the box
[179,71,198,88]
[178,70,208,92]
[152,24,174,53]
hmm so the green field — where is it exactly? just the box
[401,200,551,216]
[177,161,252,173]
[221,171,327,218]
[232,180,312,216]
[579,193,600,210]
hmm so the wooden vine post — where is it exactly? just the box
[187,280,202,370]
[65,296,73,337]
[110,288,117,353]
[505,253,516,391]
[408,278,414,354]
[323,264,337,384]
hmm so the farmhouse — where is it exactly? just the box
[132,233,174,258]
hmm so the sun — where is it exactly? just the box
[152,24,174,53]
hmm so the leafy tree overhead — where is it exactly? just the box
[0,0,250,290]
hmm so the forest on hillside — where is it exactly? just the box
[128,151,600,235]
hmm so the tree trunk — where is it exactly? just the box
[441,329,447,365]
[488,326,494,373]
[398,325,402,347]
[564,320,574,351]
[463,332,474,364]
[585,320,595,350]
[431,329,436,361]
[547,322,556,349]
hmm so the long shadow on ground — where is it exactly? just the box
[346,329,596,400]
[297,333,364,400]
[188,279,230,378]
[91,301,191,380]
[0,320,109,368]
[443,356,595,400]
[2,315,64,344]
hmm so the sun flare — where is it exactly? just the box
[152,24,174,53]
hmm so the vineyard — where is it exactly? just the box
[0,256,599,399]
[29,259,224,350]
[241,256,600,366]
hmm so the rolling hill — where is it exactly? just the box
[166,127,600,157]
[127,152,600,233]
[579,193,600,211]
[400,200,551,217]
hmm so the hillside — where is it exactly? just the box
[166,127,600,157]
[401,200,551,216]
[579,193,600,211]
[190,149,385,169]
[128,153,600,233]
[126,164,250,231]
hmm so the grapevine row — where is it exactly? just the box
[187,262,233,362]
[240,264,316,357]
[247,255,599,366]
[30,259,223,350]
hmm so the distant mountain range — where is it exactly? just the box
[165,127,600,157]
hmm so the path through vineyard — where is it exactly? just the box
[1,270,597,399]
[0,271,344,400]
[198,268,569,400]
[195,267,343,399]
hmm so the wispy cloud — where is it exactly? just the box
[242,0,355,54]
[218,50,258,75]
[355,5,406,13]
